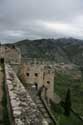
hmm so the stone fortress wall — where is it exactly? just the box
[5,64,48,125]
[0,44,55,102]
[0,45,56,124]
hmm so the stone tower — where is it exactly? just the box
[0,45,21,64]
[19,62,55,102]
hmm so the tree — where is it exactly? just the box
[64,88,71,116]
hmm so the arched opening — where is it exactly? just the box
[34,82,38,90]
[35,73,38,77]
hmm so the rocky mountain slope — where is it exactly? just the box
[14,38,83,66]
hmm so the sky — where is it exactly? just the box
[0,0,83,43]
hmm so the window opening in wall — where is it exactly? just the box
[0,58,4,64]
[35,73,38,77]
[47,81,50,84]
[34,82,38,90]
[26,73,29,76]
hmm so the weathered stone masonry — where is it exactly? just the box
[19,63,55,102]
[5,64,48,125]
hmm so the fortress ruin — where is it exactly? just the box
[0,44,56,125]
[19,63,55,102]
[0,45,55,102]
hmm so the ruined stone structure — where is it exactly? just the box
[0,45,21,64]
[5,64,48,125]
[0,44,55,102]
[19,63,55,102]
[0,44,56,124]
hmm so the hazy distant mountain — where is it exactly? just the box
[13,38,83,66]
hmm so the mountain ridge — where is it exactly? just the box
[5,38,83,66]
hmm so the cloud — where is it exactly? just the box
[36,19,83,39]
[0,0,83,43]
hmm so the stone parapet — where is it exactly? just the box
[5,64,47,125]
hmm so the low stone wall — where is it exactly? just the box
[5,64,47,125]
[40,96,57,125]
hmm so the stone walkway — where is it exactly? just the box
[5,64,46,125]
[27,85,53,124]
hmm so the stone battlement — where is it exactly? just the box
[5,64,48,125]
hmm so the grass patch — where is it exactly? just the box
[59,113,83,125]
[54,72,83,116]
[51,102,83,125]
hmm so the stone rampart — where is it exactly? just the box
[5,64,47,125]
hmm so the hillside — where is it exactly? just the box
[6,38,83,116]
[14,38,83,66]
